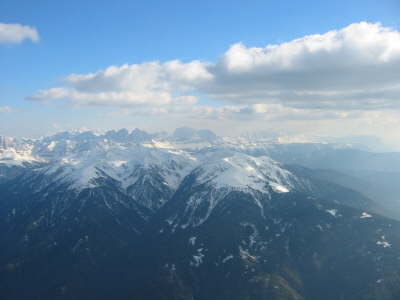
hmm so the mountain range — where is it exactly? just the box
[1,128,400,300]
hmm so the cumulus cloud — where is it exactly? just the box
[205,22,400,109]
[29,22,400,118]
[0,23,39,44]
[29,61,211,106]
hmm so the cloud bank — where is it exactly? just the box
[0,23,39,44]
[30,22,400,120]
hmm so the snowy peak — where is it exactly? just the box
[0,128,324,198]
[129,128,152,142]
[0,136,40,167]
[41,142,197,191]
[195,153,297,193]
[161,153,303,230]
[104,128,152,143]
[0,128,308,196]
[173,127,219,142]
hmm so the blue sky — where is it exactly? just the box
[1,0,400,149]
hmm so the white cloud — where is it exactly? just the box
[100,102,361,124]
[0,106,14,113]
[29,22,400,120]
[206,22,400,109]
[29,61,211,106]
[0,23,39,44]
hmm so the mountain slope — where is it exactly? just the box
[0,128,400,300]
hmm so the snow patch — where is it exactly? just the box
[270,182,289,193]
[222,255,234,263]
[191,248,205,267]
[360,212,372,219]
[377,236,391,248]
[326,209,338,217]
[110,160,127,167]
[188,236,197,246]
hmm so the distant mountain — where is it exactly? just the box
[1,128,400,299]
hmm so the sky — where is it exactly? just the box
[1,0,400,149]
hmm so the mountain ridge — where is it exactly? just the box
[1,128,400,299]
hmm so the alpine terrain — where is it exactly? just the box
[1,128,400,300]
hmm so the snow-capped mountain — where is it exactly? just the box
[1,128,400,300]
[0,129,304,210]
